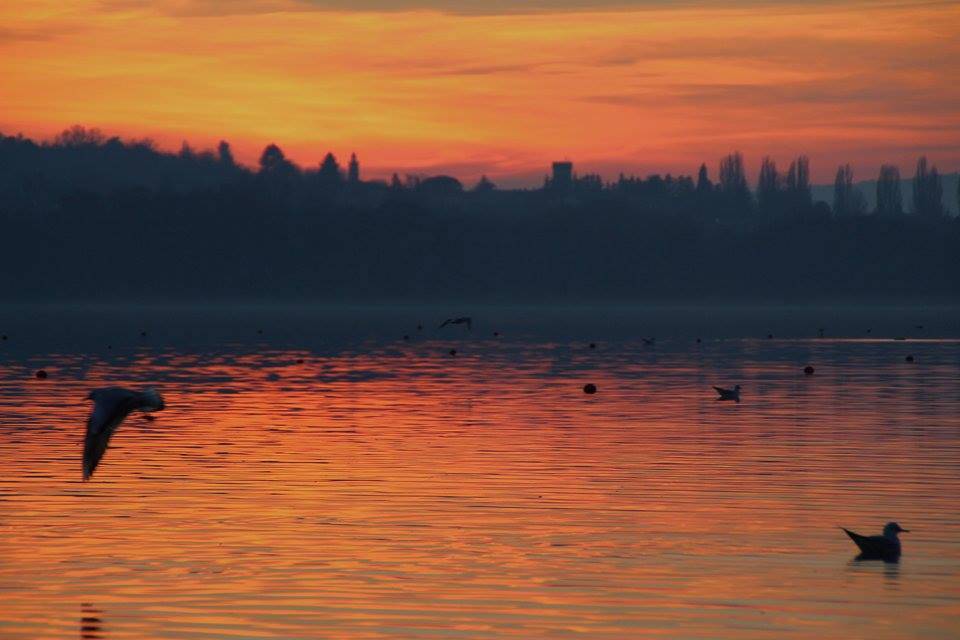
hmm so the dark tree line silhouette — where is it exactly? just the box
[0,126,957,301]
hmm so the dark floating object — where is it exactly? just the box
[448,349,457,356]
[403,335,410,341]
[818,327,825,338]
[296,358,304,364]
[417,324,423,331]
[915,324,924,330]
[696,338,702,344]
[842,522,908,562]
[35,370,48,379]
[866,328,872,334]
[767,333,774,339]
[804,365,815,375]
[257,329,264,335]
[588,342,597,349]
[583,383,597,394]
[493,331,500,337]
[107,345,113,350]
[140,330,147,338]
[894,336,906,341]
[642,337,655,346]
[1,334,7,340]
[266,372,281,381]
[143,414,156,422]
[905,355,915,363]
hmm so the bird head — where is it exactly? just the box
[141,387,165,411]
[884,522,909,536]
[734,385,742,391]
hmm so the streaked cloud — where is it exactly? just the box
[1,0,957,183]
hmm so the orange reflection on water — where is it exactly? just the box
[1,339,959,638]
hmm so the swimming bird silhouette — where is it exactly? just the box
[713,384,741,402]
[83,387,165,481]
[438,317,472,330]
[842,522,909,561]
[642,337,655,346]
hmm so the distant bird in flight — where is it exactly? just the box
[438,317,472,331]
[83,387,165,481]
[842,522,909,561]
[713,384,741,403]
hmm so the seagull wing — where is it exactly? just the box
[713,386,726,395]
[438,319,451,329]
[83,388,139,481]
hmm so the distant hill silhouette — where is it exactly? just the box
[811,173,959,216]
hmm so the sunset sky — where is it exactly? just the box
[3,0,959,185]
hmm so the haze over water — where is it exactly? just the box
[1,305,958,639]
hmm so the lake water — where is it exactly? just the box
[1,305,958,639]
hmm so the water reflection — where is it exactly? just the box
[80,603,104,639]
[0,325,958,638]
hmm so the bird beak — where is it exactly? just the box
[900,528,910,533]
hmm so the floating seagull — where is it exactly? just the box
[438,317,472,331]
[842,522,909,561]
[83,387,165,481]
[713,384,741,402]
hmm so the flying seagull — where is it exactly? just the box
[83,387,165,481]
[713,384,741,403]
[438,317,472,331]
[842,522,909,561]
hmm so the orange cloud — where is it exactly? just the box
[2,0,958,184]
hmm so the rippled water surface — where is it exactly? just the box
[1,305,959,639]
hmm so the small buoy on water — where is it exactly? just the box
[804,365,815,375]
[589,342,597,349]
[35,370,48,379]
[583,383,597,394]
[449,349,457,356]
[905,355,915,363]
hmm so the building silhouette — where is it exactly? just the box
[548,161,573,191]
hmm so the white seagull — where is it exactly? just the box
[842,522,909,561]
[713,384,741,403]
[83,387,165,481]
